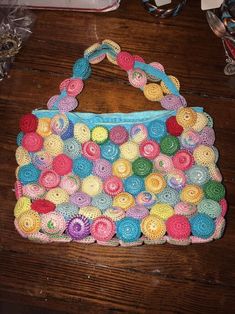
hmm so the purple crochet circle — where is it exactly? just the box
[47,95,59,109]
[58,96,78,113]
[93,159,112,179]
[160,95,187,110]
[199,127,215,146]
[126,205,149,220]
[67,215,90,240]
[70,192,91,207]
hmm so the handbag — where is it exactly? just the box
[14,39,227,246]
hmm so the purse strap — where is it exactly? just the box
[48,39,186,113]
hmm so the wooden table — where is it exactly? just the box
[0,1,235,313]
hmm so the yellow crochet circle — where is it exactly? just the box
[104,207,126,221]
[81,175,103,197]
[15,166,20,179]
[193,145,216,165]
[180,184,204,205]
[103,39,121,64]
[161,75,180,94]
[14,196,31,218]
[17,210,41,234]
[79,206,101,220]
[150,203,174,220]
[91,126,109,144]
[143,83,163,101]
[176,107,197,129]
[141,215,166,240]
[145,173,166,194]
[15,146,31,166]
[44,134,64,156]
[113,192,135,211]
[112,158,132,178]
[45,188,69,205]
[74,123,91,143]
[192,112,208,132]
[36,118,52,137]
[84,43,102,64]
[120,141,139,161]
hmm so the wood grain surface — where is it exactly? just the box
[0,1,235,313]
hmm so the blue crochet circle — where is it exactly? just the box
[158,187,180,206]
[101,141,120,162]
[190,213,215,239]
[116,217,141,243]
[17,132,24,146]
[91,193,113,212]
[61,120,74,140]
[63,138,82,159]
[56,202,78,221]
[73,57,91,79]
[148,120,167,142]
[18,163,41,185]
[73,156,93,178]
[186,165,210,186]
[82,66,92,80]
[124,175,145,196]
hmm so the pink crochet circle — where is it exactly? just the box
[52,154,73,176]
[22,132,43,152]
[139,140,160,160]
[166,215,191,240]
[109,126,129,145]
[15,180,23,199]
[154,154,174,173]
[103,176,123,196]
[133,55,145,63]
[116,51,135,71]
[128,68,147,88]
[39,169,60,188]
[172,150,194,171]
[67,78,84,97]
[174,202,197,216]
[91,216,116,241]
[149,61,165,72]
[59,78,71,91]
[82,141,100,160]
[220,199,228,217]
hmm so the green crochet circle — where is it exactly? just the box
[203,180,225,202]
[160,135,180,156]
[132,157,153,177]
[197,199,222,218]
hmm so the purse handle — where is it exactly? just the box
[48,40,186,113]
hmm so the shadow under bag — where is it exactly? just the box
[14,40,227,246]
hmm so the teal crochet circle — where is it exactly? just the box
[186,165,210,186]
[56,202,78,221]
[158,187,180,206]
[91,193,113,212]
[17,132,24,146]
[124,175,145,196]
[101,141,120,162]
[18,163,41,185]
[148,120,167,142]
[116,217,141,243]
[63,138,82,159]
[190,213,215,239]
[197,199,221,218]
[73,156,93,178]
[73,57,91,79]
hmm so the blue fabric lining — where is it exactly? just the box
[33,108,203,131]
[134,61,180,96]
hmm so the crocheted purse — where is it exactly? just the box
[14,40,227,246]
